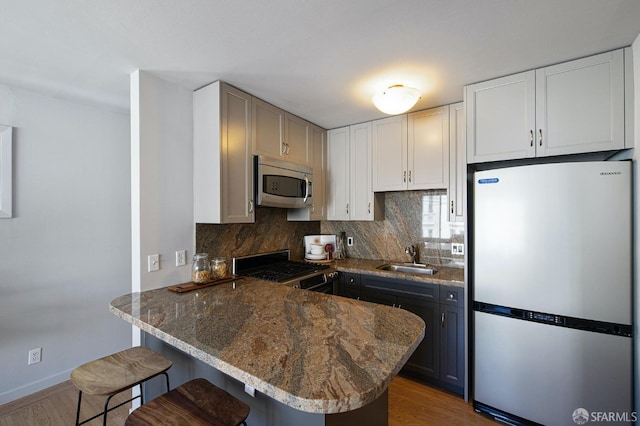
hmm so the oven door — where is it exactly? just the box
[256,155,312,208]
[299,272,338,294]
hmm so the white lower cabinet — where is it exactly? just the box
[193,82,254,223]
[327,124,383,221]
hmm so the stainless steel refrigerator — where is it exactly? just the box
[472,161,633,426]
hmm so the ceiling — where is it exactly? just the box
[1,0,640,129]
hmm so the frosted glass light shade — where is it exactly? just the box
[372,85,421,115]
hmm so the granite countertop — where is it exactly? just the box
[326,258,465,288]
[110,279,425,414]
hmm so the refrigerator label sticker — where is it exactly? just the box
[478,178,499,184]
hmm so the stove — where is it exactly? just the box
[232,250,338,293]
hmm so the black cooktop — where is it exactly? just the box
[233,250,329,283]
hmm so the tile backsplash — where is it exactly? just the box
[196,190,464,269]
[321,190,464,268]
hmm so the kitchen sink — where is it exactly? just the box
[376,263,437,275]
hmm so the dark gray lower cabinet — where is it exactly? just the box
[337,272,464,395]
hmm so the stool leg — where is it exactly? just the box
[162,371,170,392]
[103,394,115,426]
[75,390,83,426]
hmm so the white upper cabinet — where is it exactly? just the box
[372,106,450,192]
[535,50,625,157]
[372,115,407,192]
[349,123,375,220]
[466,71,536,163]
[448,102,465,223]
[408,106,450,190]
[466,49,627,163]
[327,126,350,221]
[194,82,254,223]
[327,124,383,221]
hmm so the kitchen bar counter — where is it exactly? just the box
[110,278,425,415]
[326,258,464,287]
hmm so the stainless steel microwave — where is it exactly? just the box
[255,155,313,209]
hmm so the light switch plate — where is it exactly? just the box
[148,254,160,272]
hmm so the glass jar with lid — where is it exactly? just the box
[191,253,211,284]
[211,257,227,279]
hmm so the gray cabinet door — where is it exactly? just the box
[439,304,464,387]
[398,297,439,380]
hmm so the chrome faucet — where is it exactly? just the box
[405,245,417,264]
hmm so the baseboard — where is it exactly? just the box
[0,368,73,406]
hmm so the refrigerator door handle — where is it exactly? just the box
[441,312,445,328]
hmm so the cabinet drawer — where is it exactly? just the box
[343,272,361,288]
[440,286,464,307]
[362,275,439,303]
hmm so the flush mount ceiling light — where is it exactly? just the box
[372,84,421,115]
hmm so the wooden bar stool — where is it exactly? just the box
[125,378,250,426]
[70,346,172,426]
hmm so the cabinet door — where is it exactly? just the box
[408,106,450,190]
[448,102,465,223]
[284,113,311,165]
[399,298,440,380]
[372,115,407,192]
[252,97,283,158]
[349,123,374,220]
[339,272,361,299]
[309,126,326,220]
[326,127,350,220]
[286,125,326,221]
[365,290,397,307]
[536,49,625,157]
[194,82,254,224]
[439,305,464,389]
[466,71,536,163]
[221,85,255,223]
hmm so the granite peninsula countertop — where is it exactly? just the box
[320,258,465,288]
[110,278,425,414]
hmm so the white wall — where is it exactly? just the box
[130,71,194,294]
[0,84,131,404]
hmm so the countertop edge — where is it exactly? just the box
[329,258,465,288]
[109,293,425,414]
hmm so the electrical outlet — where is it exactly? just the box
[244,383,255,397]
[451,243,465,255]
[28,347,41,365]
[347,237,354,247]
[176,250,187,267]
[148,254,160,272]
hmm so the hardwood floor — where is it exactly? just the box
[388,376,496,426]
[0,376,496,425]
[0,381,131,426]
